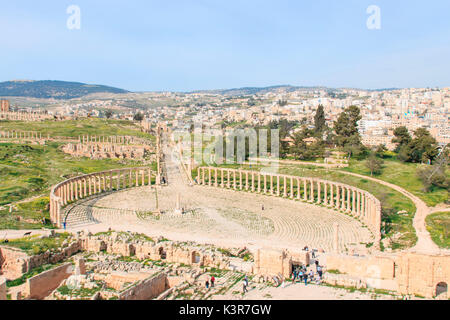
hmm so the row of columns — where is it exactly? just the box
[50,167,154,227]
[0,130,43,140]
[78,135,149,145]
[0,111,52,121]
[197,167,381,243]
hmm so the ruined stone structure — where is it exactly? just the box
[196,167,382,247]
[0,111,53,121]
[49,167,156,228]
[0,100,10,112]
[325,252,449,299]
[78,135,152,146]
[62,135,154,161]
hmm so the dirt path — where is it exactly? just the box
[337,171,443,254]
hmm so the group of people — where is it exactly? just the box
[205,276,216,289]
[291,260,323,286]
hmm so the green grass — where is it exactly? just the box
[4,232,71,255]
[426,211,450,249]
[344,157,449,207]
[0,125,155,229]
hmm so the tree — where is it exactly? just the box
[392,126,411,153]
[314,104,326,135]
[365,153,384,176]
[409,128,439,163]
[333,105,362,148]
[375,144,387,158]
[416,145,449,192]
[133,112,144,122]
[105,110,113,119]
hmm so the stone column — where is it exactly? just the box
[233,170,237,189]
[310,179,314,202]
[245,172,249,191]
[283,176,287,198]
[0,276,6,301]
[227,170,231,188]
[303,179,308,201]
[290,177,294,199]
[317,181,321,204]
[330,184,334,207]
[324,182,328,206]
[333,223,340,253]
[361,194,366,218]
[257,173,261,193]
[74,180,79,200]
[277,175,280,196]
[347,188,351,212]
[357,192,361,217]
[297,178,301,200]
[239,171,243,190]
[352,189,356,215]
[215,169,218,187]
[221,169,225,188]
[141,169,145,186]
[264,175,267,193]
[270,175,274,195]
[209,168,212,186]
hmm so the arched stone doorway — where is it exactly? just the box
[435,282,447,299]
[192,251,200,264]
[158,247,167,260]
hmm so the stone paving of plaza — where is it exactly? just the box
[64,146,374,252]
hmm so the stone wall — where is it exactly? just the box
[197,167,382,248]
[323,252,449,298]
[396,253,450,298]
[0,247,30,280]
[0,276,6,300]
[0,242,81,280]
[26,263,73,300]
[253,248,309,279]
[118,272,168,300]
[326,254,396,280]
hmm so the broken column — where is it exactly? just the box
[0,276,6,300]
[74,258,86,275]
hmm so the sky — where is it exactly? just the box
[0,0,450,92]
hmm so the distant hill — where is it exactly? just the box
[0,80,129,99]
[189,85,327,96]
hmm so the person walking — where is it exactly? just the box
[242,279,248,294]
[292,270,297,283]
[317,266,323,279]
[304,273,308,286]
[205,280,209,289]
[211,276,215,288]
[309,270,314,282]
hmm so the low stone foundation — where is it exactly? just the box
[26,263,73,300]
